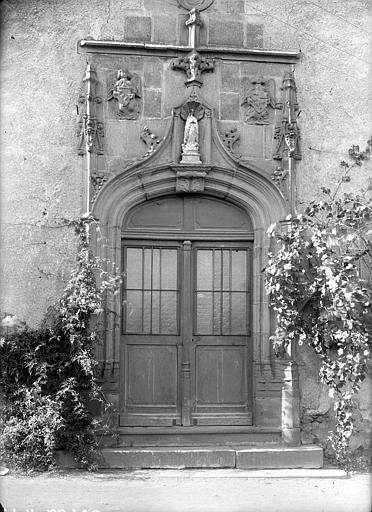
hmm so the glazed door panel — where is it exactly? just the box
[119,241,252,427]
[191,244,252,425]
[120,243,182,426]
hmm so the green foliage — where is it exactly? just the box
[0,214,120,471]
[265,139,372,471]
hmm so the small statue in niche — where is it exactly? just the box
[107,69,142,120]
[183,109,199,148]
[180,109,202,164]
[241,76,276,125]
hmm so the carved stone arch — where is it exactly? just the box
[91,159,299,442]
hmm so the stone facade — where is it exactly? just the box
[1,0,371,461]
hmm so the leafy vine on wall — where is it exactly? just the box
[265,139,372,470]
[0,214,121,471]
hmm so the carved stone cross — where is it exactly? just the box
[171,8,214,87]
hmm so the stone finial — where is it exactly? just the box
[171,7,214,88]
[273,71,301,160]
[77,64,104,155]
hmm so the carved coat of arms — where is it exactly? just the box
[107,69,142,120]
[241,76,276,124]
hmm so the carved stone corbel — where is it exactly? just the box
[171,51,215,88]
[171,8,214,87]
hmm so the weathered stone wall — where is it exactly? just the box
[1,0,371,457]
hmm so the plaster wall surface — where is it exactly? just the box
[1,0,371,458]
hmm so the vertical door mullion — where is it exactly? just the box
[180,240,192,426]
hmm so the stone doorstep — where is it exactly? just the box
[99,445,323,470]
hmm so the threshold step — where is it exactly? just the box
[236,445,323,469]
[101,446,236,469]
[99,445,323,469]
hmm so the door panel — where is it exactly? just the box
[191,244,252,426]
[122,342,181,426]
[120,240,252,427]
[120,243,182,427]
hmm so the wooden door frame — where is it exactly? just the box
[119,236,254,429]
[92,165,301,444]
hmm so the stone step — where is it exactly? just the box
[100,445,323,469]
[99,426,283,448]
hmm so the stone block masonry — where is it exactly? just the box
[124,16,151,42]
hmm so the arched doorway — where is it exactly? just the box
[120,195,254,428]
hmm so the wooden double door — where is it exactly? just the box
[119,239,252,427]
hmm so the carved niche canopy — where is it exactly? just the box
[172,87,212,193]
[107,69,142,120]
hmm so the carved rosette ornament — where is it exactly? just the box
[107,69,142,120]
[241,76,277,125]
[77,65,104,156]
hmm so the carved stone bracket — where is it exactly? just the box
[273,71,301,160]
[172,164,210,192]
[171,8,214,87]
[140,126,163,157]
[221,127,240,154]
[77,65,104,155]
[241,75,277,125]
[107,69,142,120]
[171,51,214,87]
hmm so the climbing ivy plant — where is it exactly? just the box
[265,140,372,471]
[0,214,121,471]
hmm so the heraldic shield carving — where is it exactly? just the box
[241,76,276,125]
[107,69,142,120]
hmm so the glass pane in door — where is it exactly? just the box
[195,248,249,335]
[123,246,179,334]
